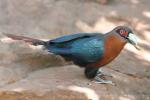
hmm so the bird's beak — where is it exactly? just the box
[127,33,141,50]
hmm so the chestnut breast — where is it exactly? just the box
[90,34,127,67]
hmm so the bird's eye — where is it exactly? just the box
[119,29,128,37]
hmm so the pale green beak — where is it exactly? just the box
[127,33,141,50]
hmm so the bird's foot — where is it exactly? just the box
[94,76,115,85]
[94,68,115,85]
[97,68,113,77]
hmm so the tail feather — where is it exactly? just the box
[3,33,47,46]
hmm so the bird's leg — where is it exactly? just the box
[94,68,115,85]
[84,67,115,85]
[97,68,113,77]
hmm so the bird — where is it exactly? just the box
[3,26,140,85]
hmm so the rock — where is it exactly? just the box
[0,65,149,100]
[0,0,150,99]
[0,90,88,100]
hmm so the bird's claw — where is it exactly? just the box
[95,68,115,85]
[94,76,115,85]
[97,68,113,77]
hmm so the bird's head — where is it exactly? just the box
[114,26,141,50]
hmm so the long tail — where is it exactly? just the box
[3,33,47,46]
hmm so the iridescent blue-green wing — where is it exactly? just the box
[47,33,100,55]
[70,36,104,65]
[47,33,104,65]
[49,33,100,43]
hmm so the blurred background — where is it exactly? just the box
[0,0,149,100]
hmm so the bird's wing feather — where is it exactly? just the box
[49,33,100,43]
[47,33,100,54]
[48,33,104,65]
[48,33,103,62]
